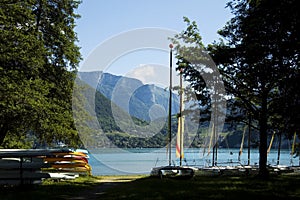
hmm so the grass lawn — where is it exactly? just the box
[100,174,300,200]
[1,174,300,200]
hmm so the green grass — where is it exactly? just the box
[0,176,101,200]
[1,174,300,200]
[100,174,300,200]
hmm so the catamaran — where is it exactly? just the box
[151,46,196,178]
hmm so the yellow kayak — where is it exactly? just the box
[53,152,88,158]
[44,157,88,163]
[42,164,92,175]
[51,164,91,171]
[51,162,88,168]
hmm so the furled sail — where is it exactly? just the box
[176,74,184,159]
[238,125,247,161]
[267,132,276,155]
[291,132,297,155]
[176,114,184,158]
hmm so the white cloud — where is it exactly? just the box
[125,64,180,88]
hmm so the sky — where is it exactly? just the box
[73,1,231,150]
[74,0,233,85]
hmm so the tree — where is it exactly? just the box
[208,0,300,177]
[32,0,82,147]
[170,17,227,165]
[0,0,81,147]
[0,0,46,145]
[172,0,299,177]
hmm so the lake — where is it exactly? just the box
[88,148,299,175]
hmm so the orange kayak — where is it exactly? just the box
[44,156,88,163]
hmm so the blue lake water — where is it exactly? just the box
[88,148,299,175]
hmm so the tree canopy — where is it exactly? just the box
[0,0,82,148]
[173,0,299,177]
[210,0,300,177]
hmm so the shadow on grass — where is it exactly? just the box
[0,176,102,200]
[1,174,300,200]
[99,174,300,200]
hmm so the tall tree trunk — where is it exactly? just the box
[259,95,269,178]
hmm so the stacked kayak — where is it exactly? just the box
[43,150,91,176]
[0,149,74,185]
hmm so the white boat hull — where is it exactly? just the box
[151,166,195,178]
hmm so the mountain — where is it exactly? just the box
[74,76,171,148]
[78,71,179,121]
[77,71,293,149]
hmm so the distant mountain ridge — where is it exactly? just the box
[77,71,293,149]
[78,71,179,121]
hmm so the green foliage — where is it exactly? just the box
[211,0,299,133]
[172,0,299,176]
[208,0,299,176]
[0,0,82,148]
[105,131,169,148]
[1,131,34,149]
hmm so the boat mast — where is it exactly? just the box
[212,124,215,166]
[248,114,251,166]
[168,44,173,166]
[212,95,218,166]
[179,70,183,166]
[277,132,282,165]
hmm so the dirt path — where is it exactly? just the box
[59,176,141,200]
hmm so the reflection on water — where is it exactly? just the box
[88,148,299,175]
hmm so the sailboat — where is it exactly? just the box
[267,131,292,173]
[238,125,247,162]
[150,45,195,178]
